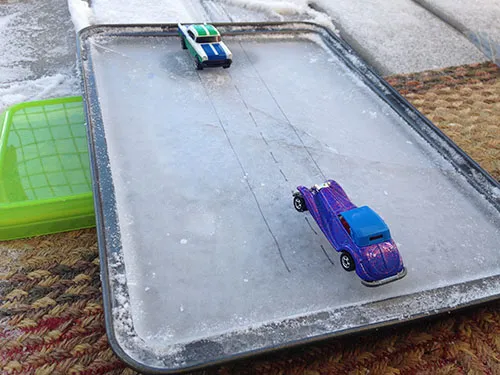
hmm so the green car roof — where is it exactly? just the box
[191,24,219,37]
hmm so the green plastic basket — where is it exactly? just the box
[0,96,95,241]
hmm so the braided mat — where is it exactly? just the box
[386,62,499,180]
[1,62,499,375]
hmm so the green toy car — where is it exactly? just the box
[178,23,232,70]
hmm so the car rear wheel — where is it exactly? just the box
[293,195,307,212]
[181,38,187,49]
[340,251,355,272]
[196,60,204,70]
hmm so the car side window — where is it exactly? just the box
[338,215,351,236]
[188,30,195,40]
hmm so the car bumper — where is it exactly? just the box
[202,59,232,68]
[361,267,407,287]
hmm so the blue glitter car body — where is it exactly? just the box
[293,180,406,286]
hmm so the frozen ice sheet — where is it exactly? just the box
[85,30,500,366]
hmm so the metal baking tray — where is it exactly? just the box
[77,22,500,373]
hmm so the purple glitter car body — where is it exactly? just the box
[293,180,406,287]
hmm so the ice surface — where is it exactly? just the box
[86,33,500,354]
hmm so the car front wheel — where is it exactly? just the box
[293,195,307,212]
[340,251,355,272]
[181,38,187,49]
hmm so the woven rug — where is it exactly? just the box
[1,62,499,375]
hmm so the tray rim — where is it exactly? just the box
[77,21,500,374]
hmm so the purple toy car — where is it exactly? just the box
[293,180,406,286]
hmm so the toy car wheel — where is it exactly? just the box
[196,60,204,70]
[340,251,355,272]
[293,195,307,212]
[223,64,231,69]
[181,38,187,49]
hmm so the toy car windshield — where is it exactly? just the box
[340,206,391,247]
[196,36,221,43]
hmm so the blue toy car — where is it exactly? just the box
[293,180,406,286]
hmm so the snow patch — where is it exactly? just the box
[0,12,18,29]
[0,73,79,112]
[67,0,93,32]
[67,0,200,31]
[222,0,336,30]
